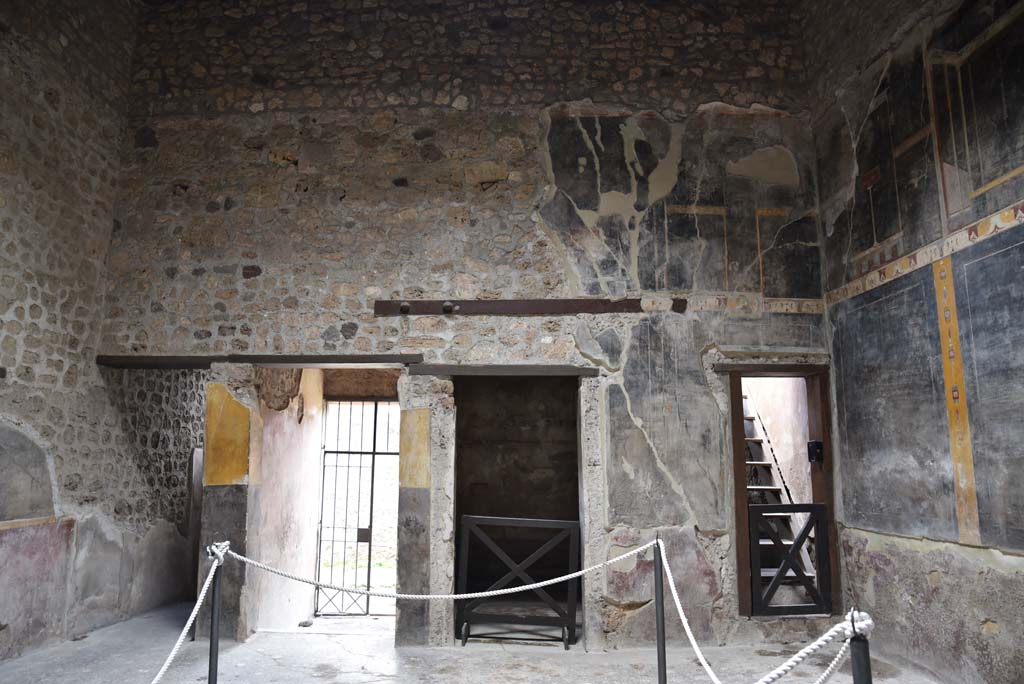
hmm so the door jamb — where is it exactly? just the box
[725,364,839,617]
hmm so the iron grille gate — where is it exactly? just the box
[315,400,399,616]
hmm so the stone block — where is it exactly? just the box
[464,160,508,186]
[395,487,430,645]
[197,485,249,639]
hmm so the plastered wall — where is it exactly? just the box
[810,1,1024,681]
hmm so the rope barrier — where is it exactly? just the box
[148,542,229,684]
[225,540,657,601]
[150,538,872,684]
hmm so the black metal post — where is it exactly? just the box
[850,635,873,684]
[654,537,667,684]
[208,562,222,684]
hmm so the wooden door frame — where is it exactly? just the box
[724,364,840,617]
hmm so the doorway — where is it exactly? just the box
[315,393,401,618]
[728,368,839,617]
[453,375,582,645]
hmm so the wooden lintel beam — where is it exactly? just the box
[409,364,600,377]
[711,363,830,376]
[374,298,687,316]
[96,355,217,370]
[231,354,423,367]
[96,353,424,370]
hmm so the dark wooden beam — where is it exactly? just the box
[409,364,600,377]
[228,354,423,367]
[96,353,424,370]
[374,298,688,316]
[728,372,753,617]
[96,355,218,369]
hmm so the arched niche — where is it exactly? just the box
[0,420,55,521]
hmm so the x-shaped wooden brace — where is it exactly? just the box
[759,513,822,607]
[465,526,572,619]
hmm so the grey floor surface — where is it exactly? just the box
[0,604,944,684]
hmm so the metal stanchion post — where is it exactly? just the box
[851,634,872,684]
[654,536,667,684]
[208,561,222,684]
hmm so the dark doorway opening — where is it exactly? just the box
[453,375,581,643]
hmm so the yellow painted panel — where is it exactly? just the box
[399,408,430,489]
[204,383,251,486]
[932,258,981,545]
[665,204,727,216]
[969,164,1024,199]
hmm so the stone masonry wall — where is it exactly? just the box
[102,0,831,649]
[131,0,807,117]
[0,1,202,659]
[103,369,209,528]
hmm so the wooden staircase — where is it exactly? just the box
[742,395,816,587]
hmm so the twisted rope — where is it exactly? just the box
[148,542,230,684]
[153,538,873,684]
[752,609,873,684]
[655,540,872,684]
[226,539,657,601]
[811,640,850,684]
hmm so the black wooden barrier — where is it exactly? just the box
[456,515,580,649]
[748,503,832,616]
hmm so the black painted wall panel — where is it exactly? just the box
[953,225,1024,551]
[831,269,959,540]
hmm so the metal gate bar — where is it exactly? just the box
[315,401,398,616]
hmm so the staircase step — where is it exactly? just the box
[760,568,816,579]
[747,485,781,491]
[759,539,796,546]
[746,461,772,467]
[744,437,763,443]
[743,415,756,421]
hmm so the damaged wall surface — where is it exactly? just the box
[0,0,206,659]
[812,1,1024,682]
[4,0,1022,678]
[91,0,835,652]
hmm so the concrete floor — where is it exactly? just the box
[0,604,945,684]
